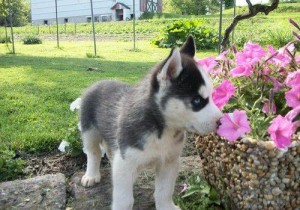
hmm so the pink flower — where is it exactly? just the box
[285,69,300,88]
[212,80,235,109]
[235,51,258,66]
[262,99,277,114]
[268,44,293,68]
[285,86,300,108]
[295,56,300,64]
[285,106,300,121]
[180,183,188,194]
[197,57,218,73]
[215,49,229,60]
[243,41,266,61]
[267,45,277,54]
[230,64,253,77]
[267,115,294,149]
[217,110,251,142]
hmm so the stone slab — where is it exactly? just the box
[0,173,66,210]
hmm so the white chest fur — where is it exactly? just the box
[122,129,185,171]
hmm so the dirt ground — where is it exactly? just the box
[21,133,199,179]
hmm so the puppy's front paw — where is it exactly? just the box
[81,173,101,187]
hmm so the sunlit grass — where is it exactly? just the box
[0,40,216,153]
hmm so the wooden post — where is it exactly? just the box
[8,0,15,54]
[90,0,97,57]
[133,0,136,50]
[55,0,60,48]
[218,0,223,54]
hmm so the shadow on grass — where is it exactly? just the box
[0,54,156,153]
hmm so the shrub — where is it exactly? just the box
[152,19,219,49]
[0,146,25,182]
[22,35,42,45]
[0,35,11,43]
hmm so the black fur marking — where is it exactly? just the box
[180,36,196,57]
[161,55,207,111]
[118,90,165,156]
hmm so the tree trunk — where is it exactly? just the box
[220,0,279,52]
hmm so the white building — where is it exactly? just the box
[31,0,162,25]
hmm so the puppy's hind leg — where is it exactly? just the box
[81,129,102,187]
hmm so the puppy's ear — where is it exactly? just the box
[157,47,182,82]
[180,36,196,57]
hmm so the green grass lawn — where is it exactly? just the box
[0,40,216,154]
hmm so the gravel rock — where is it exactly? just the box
[196,133,300,210]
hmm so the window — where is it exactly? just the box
[101,15,111,22]
[86,16,92,22]
[64,18,68,23]
[44,20,48,25]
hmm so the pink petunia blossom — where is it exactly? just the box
[235,51,259,66]
[243,41,266,62]
[217,110,251,142]
[262,99,277,114]
[285,69,300,88]
[285,86,300,108]
[180,183,188,194]
[197,57,218,73]
[215,49,229,61]
[230,64,253,77]
[285,106,300,121]
[267,115,294,149]
[295,56,300,64]
[267,45,277,55]
[268,44,294,68]
[212,80,235,109]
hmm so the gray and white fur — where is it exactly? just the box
[79,36,223,210]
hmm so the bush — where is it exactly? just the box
[0,35,11,43]
[23,35,42,45]
[0,147,25,182]
[152,19,219,49]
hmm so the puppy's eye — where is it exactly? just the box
[191,96,209,111]
[191,96,203,106]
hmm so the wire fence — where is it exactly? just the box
[1,0,144,55]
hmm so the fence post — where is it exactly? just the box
[218,0,223,54]
[90,0,97,57]
[55,0,60,48]
[8,0,15,54]
[232,0,236,42]
[75,23,77,34]
[133,0,136,50]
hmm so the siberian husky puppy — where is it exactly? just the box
[79,36,223,210]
